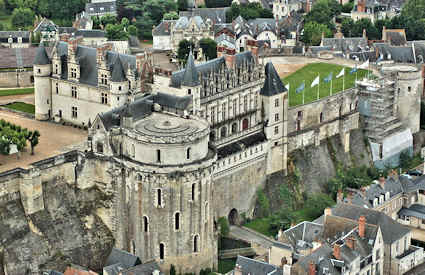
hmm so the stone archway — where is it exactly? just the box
[228,208,239,225]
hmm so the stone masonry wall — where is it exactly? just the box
[0,70,33,88]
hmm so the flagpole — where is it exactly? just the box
[343,69,345,91]
[317,73,320,101]
[303,80,305,105]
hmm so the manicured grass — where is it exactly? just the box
[218,258,236,274]
[0,88,34,97]
[3,102,35,114]
[244,217,277,237]
[282,63,370,107]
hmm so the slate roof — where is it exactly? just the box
[217,132,266,158]
[179,8,230,24]
[279,12,304,34]
[248,18,277,35]
[0,47,40,68]
[33,18,57,33]
[0,31,30,43]
[322,37,368,53]
[34,46,51,65]
[103,263,125,275]
[181,51,199,87]
[152,20,175,36]
[111,56,127,82]
[330,204,410,244]
[76,29,106,38]
[374,42,415,63]
[175,16,206,30]
[120,261,163,275]
[261,62,287,96]
[105,248,142,269]
[153,92,192,110]
[385,30,407,46]
[293,244,339,275]
[215,33,236,49]
[233,255,282,275]
[86,1,116,15]
[399,204,425,220]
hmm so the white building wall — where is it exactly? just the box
[153,35,172,50]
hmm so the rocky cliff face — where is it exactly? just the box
[0,177,114,274]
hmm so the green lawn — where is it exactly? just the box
[282,63,370,107]
[3,102,35,114]
[244,217,277,237]
[0,88,34,97]
[218,259,236,274]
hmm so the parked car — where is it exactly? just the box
[408,170,423,176]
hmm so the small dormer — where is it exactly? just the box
[385,191,390,201]
[379,195,384,205]
[373,198,378,207]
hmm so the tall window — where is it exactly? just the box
[175,212,180,230]
[275,98,279,107]
[101,93,108,104]
[55,82,58,94]
[243,95,248,112]
[222,103,226,121]
[157,189,162,206]
[71,107,77,118]
[275,113,279,122]
[55,64,59,74]
[320,112,324,123]
[159,243,165,260]
[187,148,191,160]
[143,216,149,232]
[101,74,108,85]
[157,149,161,163]
[274,126,279,134]
[194,235,199,252]
[71,86,77,98]
[71,68,77,78]
[211,106,216,124]
[192,183,195,201]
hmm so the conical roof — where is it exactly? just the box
[260,62,287,96]
[33,46,51,65]
[181,51,199,87]
[111,55,127,82]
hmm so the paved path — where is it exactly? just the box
[229,226,275,248]
[0,93,34,105]
[0,110,86,172]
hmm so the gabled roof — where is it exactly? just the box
[152,20,175,36]
[120,261,163,275]
[85,1,116,15]
[179,7,229,24]
[111,56,127,82]
[33,46,51,65]
[181,51,199,87]
[105,248,142,269]
[153,92,192,110]
[235,255,282,275]
[261,62,287,96]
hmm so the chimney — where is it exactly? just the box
[362,28,367,40]
[68,37,80,56]
[359,215,366,238]
[246,39,259,63]
[136,53,146,71]
[378,177,385,189]
[97,43,113,64]
[60,33,71,42]
[224,48,236,69]
[357,0,365,12]
[382,25,387,40]
[309,261,316,275]
[337,189,343,203]
[324,207,332,216]
[346,237,356,250]
[306,0,311,13]
[333,243,341,260]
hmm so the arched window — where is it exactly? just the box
[210,131,215,141]
[159,243,165,260]
[220,126,227,138]
[187,148,191,160]
[192,183,195,201]
[242,118,249,130]
[194,235,199,252]
[157,189,162,206]
[175,212,180,230]
[143,216,149,232]
[131,144,135,157]
[231,122,238,134]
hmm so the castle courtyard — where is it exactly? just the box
[0,110,86,172]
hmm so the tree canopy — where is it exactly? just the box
[11,7,34,28]
[199,38,217,60]
[226,3,273,22]
[205,0,232,8]
[301,21,332,45]
[304,0,341,30]
[177,39,195,61]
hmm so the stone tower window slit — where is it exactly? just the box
[194,235,199,253]
[192,183,195,201]
[187,148,191,160]
[157,149,161,163]
[175,212,180,230]
[157,189,162,206]
[159,243,165,260]
[143,216,149,232]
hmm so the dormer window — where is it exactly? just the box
[385,192,390,201]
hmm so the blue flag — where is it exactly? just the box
[324,72,333,83]
[350,67,358,74]
[296,83,305,93]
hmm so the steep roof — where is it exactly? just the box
[105,248,142,269]
[120,261,163,275]
[85,1,116,15]
[33,46,51,65]
[153,92,192,110]
[152,20,174,36]
[179,7,229,24]
[111,56,127,82]
[261,62,287,96]
[0,47,40,69]
[235,255,282,275]
[181,51,199,87]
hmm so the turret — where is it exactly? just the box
[260,62,288,174]
[33,45,52,120]
[110,56,129,109]
[181,51,201,115]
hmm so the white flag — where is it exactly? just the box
[358,59,369,69]
[336,68,345,78]
[311,76,319,88]
[285,83,290,91]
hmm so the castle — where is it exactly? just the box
[1,40,419,273]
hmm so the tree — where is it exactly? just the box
[101,14,117,27]
[178,0,188,11]
[353,18,379,39]
[163,11,179,20]
[341,18,355,37]
[105,23,129,40]
[218,217,229,236]
[205,0,232,8]
[128,24,138,36]
[170,265,177,275]
[301,21,332,45]
[11,7,35,28]
[341,1,353,13]
[26,130,40,155]
[401,0,425,21]
[305,0,340,30]
[177,39,195,61]
[199,38,217,60]
[0,0,5,12]
[226,2,272,22]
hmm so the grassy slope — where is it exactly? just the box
[0,88,34,97]
[244,217,277,237]
[282,63,369,107]
[4,102,35,114]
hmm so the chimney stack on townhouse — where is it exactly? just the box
[246,39,259,63]
[358,215,366,238]
[217,46,237,69]
[346,237,356,250]
[96,43,113,64]
[60,33,71,42]
[333,243,341,260]
[309,261,316,275]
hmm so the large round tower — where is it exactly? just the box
[33,46,52,120]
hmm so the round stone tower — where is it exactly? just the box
[33,46,52,120]
[110,56,129,108]
[381,65,422,134]
[114,111,217,274]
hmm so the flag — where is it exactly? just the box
[324,72,333,83]
[336,68,345,78]
[350,67,358,74]
[311,76,319,88]
[296,83,305,93]
[358,59,369,69]
[285,83,290,91]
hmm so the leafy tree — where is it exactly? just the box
[101,14,118,27]
[256,188,270,217]
[341,18,355,37]
[302,193,334,220]
[128,25,138,36]
[218,217,230,236]
[0,0,5,13]
[0,22,4,31]
[11,7,35,28]
[401,0,425,21]
[301,21,332,45]
[341,1,353,13]
[26,130,40,155]
[352,18,379,39]
[199,38,217,60]
[177,39,195,61]
[226,2,273,22]
[305,0,340,30]
[205,0,232,8]
[163,11,179,20]
[105,23,129,40]
[92,16,101,29]
[170,265,177,275]
[178,0,188,11]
